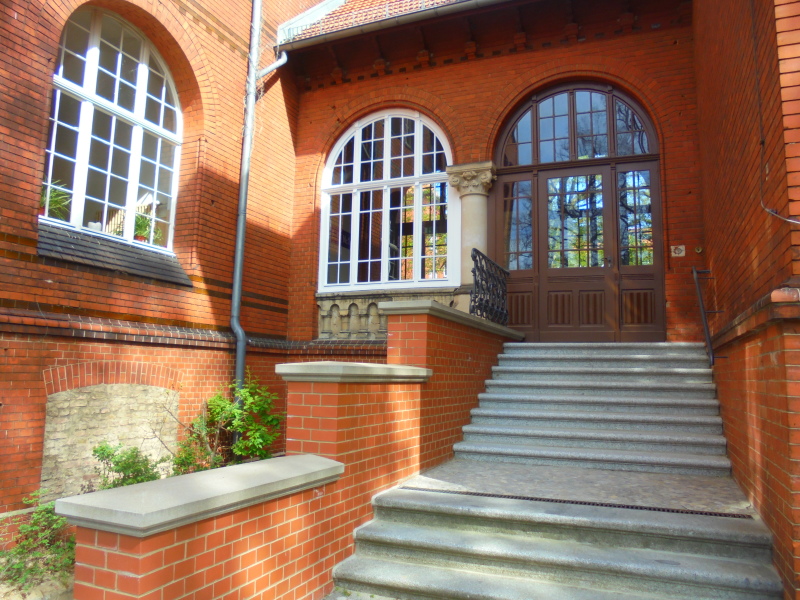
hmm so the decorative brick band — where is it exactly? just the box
[42,360,183,397]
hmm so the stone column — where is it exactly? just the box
[446,161,496,284]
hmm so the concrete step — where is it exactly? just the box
[491,365,713,383]
[502,342,708,359]
[461,425,727,455]
[470,407,723,433]
[334,556,670,600]
[453,441,732,476]
[348,520,781,599]
[477,392,721,414]
[498,353,709,370]
[373,488,772,561]
[484,378,717,399]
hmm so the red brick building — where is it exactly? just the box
[3,0,800,597]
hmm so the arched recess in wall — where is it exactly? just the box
[43,2,207,261]
[490,82,665,343]
[40,361,182,500]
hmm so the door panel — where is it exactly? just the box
[538,168,618,341]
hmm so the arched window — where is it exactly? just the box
[319,110,454,291]
[41,9,182,249]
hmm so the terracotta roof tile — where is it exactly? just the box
[284,0,467,42]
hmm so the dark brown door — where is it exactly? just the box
[497,162,664,342]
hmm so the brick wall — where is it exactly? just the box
[386,312,511,469]
[71,484,348,600]
[715,315,800,597]
[287,2,705,342]
[694,0,794,325]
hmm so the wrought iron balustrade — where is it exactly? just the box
[470,248,510,326]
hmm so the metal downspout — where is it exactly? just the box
[231,0,287,394]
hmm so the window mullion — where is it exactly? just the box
[349,187,361,285]
[354,127,363,185]
[380,185,390,282]
[70,101,94,228]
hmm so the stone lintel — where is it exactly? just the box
[446,161,496,195]
[55,455,344,537]
[379,300,525,340]
[276,361,432,383]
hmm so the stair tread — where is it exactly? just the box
[471,408,723,424]
[353,520,781,590]
[486,379,716,389]
[493,366,712,375]
[462,424,727,444]
[478,393,720,407]
[374,488,768,543]
[336,555,675,600]
[454,441,732,467]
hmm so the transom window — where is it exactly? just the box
[319,110,453,291]
[41,9,182,249]
[502,86,652,167]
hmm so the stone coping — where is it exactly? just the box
[55,455,343,538]
[276,361,432,383]
[378,300,525,340]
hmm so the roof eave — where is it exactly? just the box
[277,0,516,52]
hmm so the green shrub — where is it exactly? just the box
[92,442,166,489]
[173,370,283,475]
[0,491,75,590]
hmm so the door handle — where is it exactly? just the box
[604,257,613,268]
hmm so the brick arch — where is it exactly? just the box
[482,59,670,163]
[43,361,182,396]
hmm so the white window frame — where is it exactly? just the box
[41,9,182,254]
[318,109,459,292]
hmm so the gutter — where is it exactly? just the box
[277,0,515,51]
[231,0,288,394]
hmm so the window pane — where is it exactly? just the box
[616,100,650,155]
[547,174,604,268]
[390,117,414,178]
[618,170,653,266]
[575,91,608,159]
[327,193,353,284]
[359,120,384,182]
[389,186,414,280]
[421,182,447,279]
[357,190,383,282]
[421,125,446,174]
[539,93,570,163]
[332,138,354,185]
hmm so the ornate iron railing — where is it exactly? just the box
[470,248,510,326]
[692,266,724,367]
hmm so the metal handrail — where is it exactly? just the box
[470,248,510,326]
[692,266,723,367]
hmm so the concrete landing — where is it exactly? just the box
[406,458,755,515]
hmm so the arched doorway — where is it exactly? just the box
[492,83,664,342]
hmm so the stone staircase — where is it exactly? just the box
[330,343,783,600]
[454,342,729,476]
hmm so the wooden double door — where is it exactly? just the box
[495,161,665,342]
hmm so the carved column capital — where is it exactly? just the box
[446,161,496,196]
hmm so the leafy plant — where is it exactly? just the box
[172,370,283,475]
[133,212,164,244]
[40,185,72,221]
[92,442,167,489]
[0,490,75,590]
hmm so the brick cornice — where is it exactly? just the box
[712,286,800,349]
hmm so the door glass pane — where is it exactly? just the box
[547,174,604,268]
[503,180,533,270]
[618,170,653,266]
[388,186,414,280]
[357,190,383,282]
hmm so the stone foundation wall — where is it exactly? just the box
[317,288,470,340]
[40,384,179,500]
